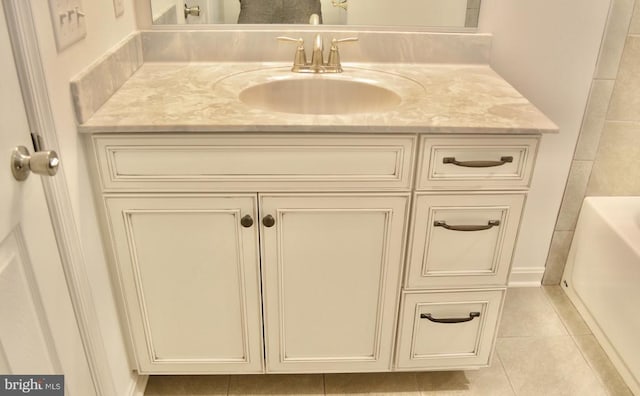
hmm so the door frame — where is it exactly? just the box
[2,1,124,395]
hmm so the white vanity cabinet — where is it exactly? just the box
[90,133,414,374]
[88,132,540,374]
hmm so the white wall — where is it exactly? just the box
[29,1,139,395]
[478,0,611,284]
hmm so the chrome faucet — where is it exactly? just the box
[277,14,358,73]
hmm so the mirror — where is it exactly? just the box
[151,0,481,28]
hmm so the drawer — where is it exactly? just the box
[395,290,504,370]
[90,134,415,192]
[406,193,525,288]
[416,135,539,190]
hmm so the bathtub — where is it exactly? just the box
[562,196,640,395]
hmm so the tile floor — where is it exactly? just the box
[144,286,632,396]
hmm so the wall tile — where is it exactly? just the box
[594,0,635,79]
[587,121,640,195]
[630,0,640,34]
[542,231,575,285]
[574,80,615,160]
[607,36,640,120]
[555,161,594,230]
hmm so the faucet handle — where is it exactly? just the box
[327,37,359,70]
[277,37,307,68]
[333,37,359,44]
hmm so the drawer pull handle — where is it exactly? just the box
[443,156,513,168]
[240,215,254,228]
[421,312,481,324]
[434,220,500,232]
[262,215,276,228]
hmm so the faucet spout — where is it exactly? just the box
[311,33,324,69]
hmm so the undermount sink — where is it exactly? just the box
[239,78,401,115]
[214,67,425,115]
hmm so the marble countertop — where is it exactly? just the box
[78,62,558,134]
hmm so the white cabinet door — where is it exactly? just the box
[260,193,409,372]
[105,194,263,374]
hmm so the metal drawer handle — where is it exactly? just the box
[434,220,500,232]
[421,312,481,324]
[443,156,513,168]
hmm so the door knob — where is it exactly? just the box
[262,215,275,228]
[11,146,60,181]
[240,215,254,228]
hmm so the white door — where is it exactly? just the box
[0,4,95,395]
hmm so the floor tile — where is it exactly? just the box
[228,374,324,395]
[542,286,591,336]
[573,335,633,396]
[498,288,567,338]
[324,372,420,395]
[415,355,514,395]
[497,336,607,396]
[144,375,229,395]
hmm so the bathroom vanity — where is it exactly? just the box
[77,38,556,375]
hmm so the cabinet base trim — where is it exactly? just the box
[508,267,544,286]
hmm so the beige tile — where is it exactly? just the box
[607,36,640,120]
[587,121,640,195]
[542,286,591,336]
[228,374,324,395]
[497,336,607,396]
[144,375,229,395]
[630,0,640,35]
[498,287,567,337]
[416,355,514,395]
[555,161,593,230]
[594,0,636,79]
[324,372,420,395]
[542,231,575,286]
[574,80,615,160]
[573,335,633,396]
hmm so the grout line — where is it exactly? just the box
[322,373,326,395]
[496,351,518,396]
[540,286,573,336]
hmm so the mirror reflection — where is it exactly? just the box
[151,0,481,28]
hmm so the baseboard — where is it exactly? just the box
[508,267,544,287]
[128,374,149,396]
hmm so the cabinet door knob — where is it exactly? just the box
[262,215,275,228]
[240,215,254,228]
